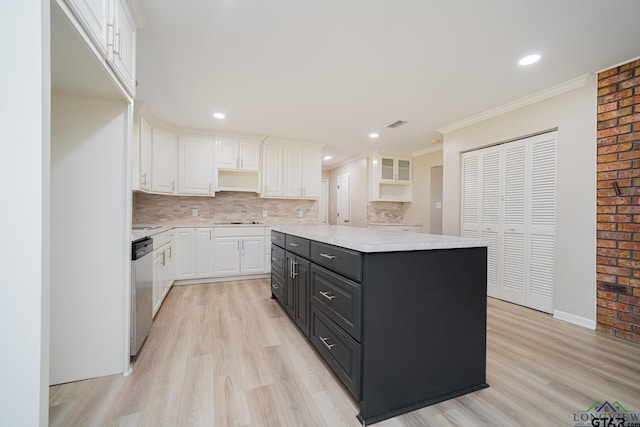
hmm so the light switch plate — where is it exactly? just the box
[192,208,198,217]
[298,210,303,218]
[263,210,268,217]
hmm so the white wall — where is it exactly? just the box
[50,93,130,384]
[403,150,443,232]
[442,76,597,324]
[0,0,50,425]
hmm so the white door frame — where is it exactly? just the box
[337,173,351,226]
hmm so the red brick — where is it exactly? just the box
[598,136,620,146]
[597,231,631,241]
[597,255,618,266]
[597,171,619,181]
[598,214,631,223]
[620,60,640,72]
[598,143,632,154]
[597,290,619,300]
[598,125,632,138]
[597,153,619,163]
[618,150,640,161]
[620,313,640,325]
[597,161,632,172]
[597,196,631,205]
[618,295,640,305]
[617,277,640,286]
[617,206,640,214]
[598,85,618,97]
[618,169,640,179]
[599,67,620,79]
[619,132,640,143]
[619,223,640,232]
[598,298,631,312]
[620,113,640,125]
[598,118,619,130]
[597,306,619,318]
[620,95,640,108]
[596,323,616,336]
[598,101,619,113]
[596,221,617,229]
[597,272,617,283]
[618,241,640,250]
[618,258,640,269]
[620,76,640,90]
[598,316,633,331]
[597,248,631,258]
[597,265,631,276]
[598,107,634,121]
[599,71,634,88]
[635,288,640,297]
[615,330,640,344]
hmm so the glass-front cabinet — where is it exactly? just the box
[379,156,411,184]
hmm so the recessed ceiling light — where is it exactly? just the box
[323,155,332,161]
[369,133,379,139]
[213,112,226,119]
[519,54,541,66]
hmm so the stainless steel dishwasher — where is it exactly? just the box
[131,237,153,356]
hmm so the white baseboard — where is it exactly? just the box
[553,309,596,330]
[174,273,269,286]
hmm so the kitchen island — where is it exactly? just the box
[270,225,489,425]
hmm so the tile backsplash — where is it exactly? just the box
[366,202,405,223]
[133,191,319,225]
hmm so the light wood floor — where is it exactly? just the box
[49,279,640,426]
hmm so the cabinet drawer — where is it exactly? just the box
[310,264,361,341]
[271,244,285,279]
[270,272,285,303]
[311,241,362,282]
[271,230,285,248]
[310,306,361,399]
[285,235,310,258]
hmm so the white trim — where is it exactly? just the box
[437,74,591,134]
[174,273,270,286]
[553,309,596,330]
[412,144,443,158]
[596,55,640,74]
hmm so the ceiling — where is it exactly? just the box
[136,0,640,168]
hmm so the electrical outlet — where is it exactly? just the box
[192,208,198,217]
[263,209,268,217]
[298,209,303,218]
[381,212,385,219]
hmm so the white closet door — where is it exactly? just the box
[527,134,556,312]
[480,148,501,298]
[461,154,480,238]
[501,142,527,306]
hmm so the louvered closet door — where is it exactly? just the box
[461,154,480,239]
[526,133,556,313]
[480,147,501,298]
[500,141,528,306]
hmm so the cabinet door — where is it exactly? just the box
[283,145,303,197]
[152,250,164,317]
[262,143,283,197]
[164,243,175,292]
[396,158,411,183]
[178,136,214,195]
[213,237,240,276]
[379,156,395,182]
[65,0,110,57]
[217,139,239,169]
[110,0,136,96]
[196,228,214,278]
[294,257,311,336]
[241,237,265,274]
[139,116,152,191]
[174,228,197,280]
[302,147,322,198]
[151,129,178,194]
[240,141,260,171]
[284,252,296,318]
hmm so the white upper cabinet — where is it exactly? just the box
[178,136,215,195]
[139,115,152,191]
[151,129,178,194]
[369,151,413,202]
[216,137,260,171]
[62,0,138,97]
[262,142,284,197]
[262,139,323,199]
[109,0,136,96]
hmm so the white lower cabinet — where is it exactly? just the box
[152,230,175,317]
[212,227,266,277]
[196,228,215,277]
[174,228,197,279]
[212,237,241,276]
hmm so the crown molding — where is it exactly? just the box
[437,73,591,135]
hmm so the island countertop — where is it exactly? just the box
[271,224,488,253]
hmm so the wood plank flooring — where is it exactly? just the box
[49,279,640,426]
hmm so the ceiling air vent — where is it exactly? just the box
[386,120,407,129]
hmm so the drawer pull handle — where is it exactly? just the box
[319,291,336,300]
[289,242,300,247]
[319,253,337,260]
[319,336,336,350]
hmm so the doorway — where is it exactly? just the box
[337,173,351,226]
[320,179,329,224]
[429,166,443,234]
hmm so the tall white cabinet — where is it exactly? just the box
[261,139,323,199]
[461,131,557,313]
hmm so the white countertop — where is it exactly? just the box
[271,224,488,253]
[131,223,270,241]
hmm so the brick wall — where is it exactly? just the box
[597,59,640,344]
